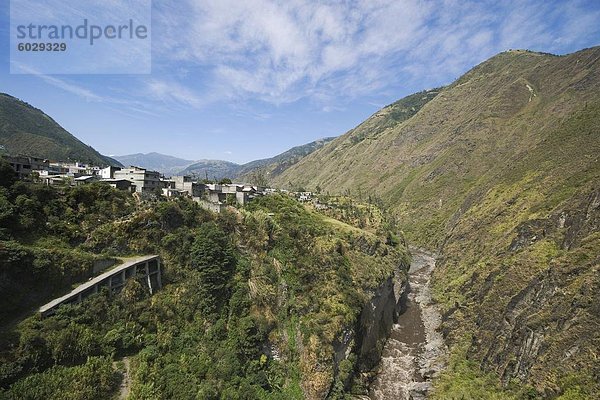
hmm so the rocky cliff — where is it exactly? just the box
[326,263,408,398]
[355,273,407,372]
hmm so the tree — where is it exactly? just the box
[0,159,17,188]
[0,190,15,237]
[190,222,237,313]
[157,202,184,231]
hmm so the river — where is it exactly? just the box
[368,250,446,400]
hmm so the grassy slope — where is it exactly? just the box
[273,47,600,397]
[0,94,119,166]
[241,196,408,398]
[271,88,440,194]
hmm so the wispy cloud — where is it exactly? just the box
[11,0,151,74]
[11,62,163,118]
[11,62,104,102]
[13,0,599,113]
[150,0,600,107]
[145,79,203,108]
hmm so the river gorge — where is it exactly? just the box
[368,250,446,400]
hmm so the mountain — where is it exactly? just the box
[178,159,241,180]
[236,137,336,181]
[175,137,336,181]
[236,137,335,183]
[0,93,120,166]
[113,152,196,175]
[272,47,600,396]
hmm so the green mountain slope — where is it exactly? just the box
[113,152,196,175]
[0,93,120,166]
[271,88,440,194]
[236,137,336,181]
[273,46,600,397]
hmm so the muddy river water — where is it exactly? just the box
[368,250,446,400]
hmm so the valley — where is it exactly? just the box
[1,45,599,400]
[274,46,600,398]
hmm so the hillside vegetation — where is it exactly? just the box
[0,164,408,399]
[273,47,600,397]
[0,94,119,166]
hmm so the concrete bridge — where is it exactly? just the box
[40,255,162,317]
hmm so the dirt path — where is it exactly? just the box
[116,357,131,400]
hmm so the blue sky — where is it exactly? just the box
[1,0,599,164]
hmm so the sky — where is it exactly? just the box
[1,0,599,164]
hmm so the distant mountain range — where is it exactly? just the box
[0,93,121,167]
[234,137,336,181]
[112,152,196,176]
[177,159,242,180]
[115,137,336,181]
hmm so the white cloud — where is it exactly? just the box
[11,0,151,73]
[145,79,203,108]
[153,0,599,107]
[11,62,103,101]
[26,0,591,110]
[12,62,165,118]
[153,0,437,104]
